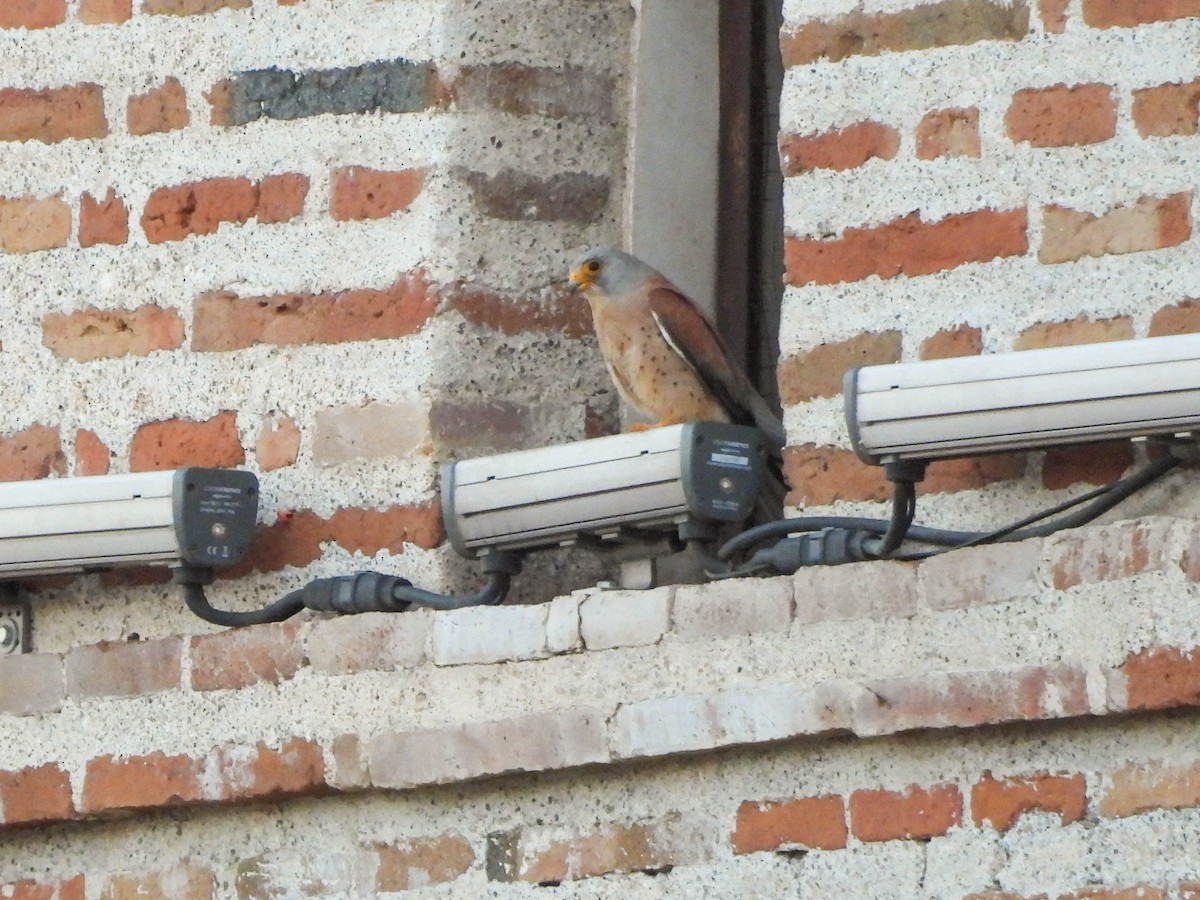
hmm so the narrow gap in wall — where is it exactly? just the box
[717,0,786,412]
[752,0,786,412]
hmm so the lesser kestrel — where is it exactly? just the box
[568,247,785,450]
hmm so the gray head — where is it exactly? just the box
[568,247,661,296]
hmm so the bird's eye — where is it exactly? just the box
[586,260,601,273]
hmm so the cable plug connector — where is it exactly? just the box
[300,571,414,614]
[745,528,877,575]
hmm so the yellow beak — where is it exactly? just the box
[568,267,593,293]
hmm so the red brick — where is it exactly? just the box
[74,428,111,476]
[785,208,1028,286]
[127,77,189,136]
[855,665,1089,736]
[0,763,75,825]
[462,169,608,223]
[141,176,257,243]
[1181,526,1200,583]
[0,423,66,481]
[1133,79,1200,137]
[441,282,594,339]
[1014,316,1134,349]
[784,441,1020,506]
[783,444,891,506]
[921,453,1026,493]
[494,820,687,884]
[731,795,847,854]
[1051,520,1173,590]
[0,877,84,900]
[920,324,984,359]
[78,188,129,248]
[330,166,425,221]
[227,502,444,575]
[916,107,981,160]
[779,122,899,175]
[81,752,204,813]
[0,0,65,29]
[42,305,184,361]
[215,737,326,802]
[1099,758,1200,818]
[143,0,249,14]
[1149,298,1200,336]
[189,620,303,692]
[255,416,300,471]
[585,398,618,438]
[849,782,962,842]
[778,331,902,404]
[781,0,1030,66]
[1063,890,1166,900]
[0,84,107,143]
[255,172,308,224]
[1042,440,1135,488]
[1113,647,1200,711]
[101,864,213,900]
[429,399,530,451]
[373,834,476,891]
[1082,0,1200,28]
[191,273,436,351]
[451,64,613,120]
[1006,83,1116,147]
[0,195,71,253]
[128,410,244,471]
[1039,0,1070,31]
[79,0,131,23]
[1039,193,1191,264]
[971,770,1086,830]
[65,637,182,699]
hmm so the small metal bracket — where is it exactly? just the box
[0,585,29,655]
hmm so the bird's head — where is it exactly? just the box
[568,247,659,297]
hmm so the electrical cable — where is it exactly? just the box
[174,550,523,627]
[715,451,1183,576]
[874,478,917,557]
[174,566,306,627]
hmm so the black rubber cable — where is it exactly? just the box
[716,452,1183,573]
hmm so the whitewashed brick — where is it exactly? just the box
[793,560,918,624]
[430,605,548,666]
[367,709,610,788]
[545,594,582,654]
[671,578,792,640]
[918,540,1042,611]
[306,610,429,673]
[610,680,858,759]
[579,587,672,651]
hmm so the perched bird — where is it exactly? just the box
[568,247,786,451]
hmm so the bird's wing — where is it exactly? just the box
[646,286,786,449]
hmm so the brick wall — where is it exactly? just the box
[4,517,1200,894]
[777,0,1200,524]
[4,0,1200,896]
[0,0,627,645]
